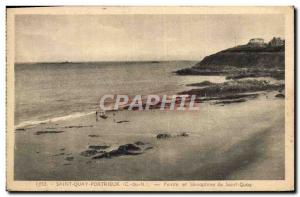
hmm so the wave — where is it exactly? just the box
[15,111,95,129]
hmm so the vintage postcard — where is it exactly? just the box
[6,6,294,191]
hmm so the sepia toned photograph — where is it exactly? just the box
[6,6,294,191]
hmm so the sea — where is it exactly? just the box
[15,61,226,128]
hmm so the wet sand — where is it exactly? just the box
[14,92,284,180]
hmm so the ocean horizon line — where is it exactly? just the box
[15,60,200,64]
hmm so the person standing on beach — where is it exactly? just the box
[96,111,99,122]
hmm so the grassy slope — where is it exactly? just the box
[176,45,285,79]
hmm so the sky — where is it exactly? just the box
[15,14,285,63]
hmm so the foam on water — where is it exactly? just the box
[15,111,95,129]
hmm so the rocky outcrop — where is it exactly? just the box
[275,93,285,98]
[179,80,284,97]
[194,47,284,69]
[80,142,153,160]
[157,132,189,139]
[157,134,172,139]
[35,130,64,135]
[176,42,285,80]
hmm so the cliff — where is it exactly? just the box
[176,44,285,79]
[195,45,284,68]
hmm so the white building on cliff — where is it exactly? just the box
[248,38,265,47]
[268,37,285,47]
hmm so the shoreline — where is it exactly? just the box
[14,90,284,180]
[15,77,284,130]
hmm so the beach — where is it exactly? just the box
[14,76,284,180]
